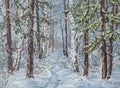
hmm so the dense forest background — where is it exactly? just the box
[0,0,120,88]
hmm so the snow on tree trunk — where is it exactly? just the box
[14,33,24,70]
[49,17,54,53]
[69,0,79,72]
[43,5,49,58]
[36,0,42,59]
[14,3,24,70]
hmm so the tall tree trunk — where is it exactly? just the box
[69,0,79,72]
[6,0,13,74]
[63,0,68,57]
[14,2,24,70]
[107,4,114,80]
[83,0,89,76]
[36,0,42,59]
[27,0,34,78]
[43,5,48,58]
[49,8,54,53]
[100,0,107,79]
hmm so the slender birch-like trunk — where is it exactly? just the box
[69,0,79,72]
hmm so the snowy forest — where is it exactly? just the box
[0,0,120,88]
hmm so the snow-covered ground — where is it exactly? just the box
[3,49,120,88]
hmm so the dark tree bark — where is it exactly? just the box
[36,0,42,59]
[6,0,13,74]
[83,24,89,76]
[107,4,114,80]
[83,0,89,76]
[115,0,118,30]
[100,0,107,79]
[27,0,34,78]
[63,0,68,57]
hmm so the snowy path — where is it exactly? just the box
[6,50,120,88]
[7,65,120,88]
